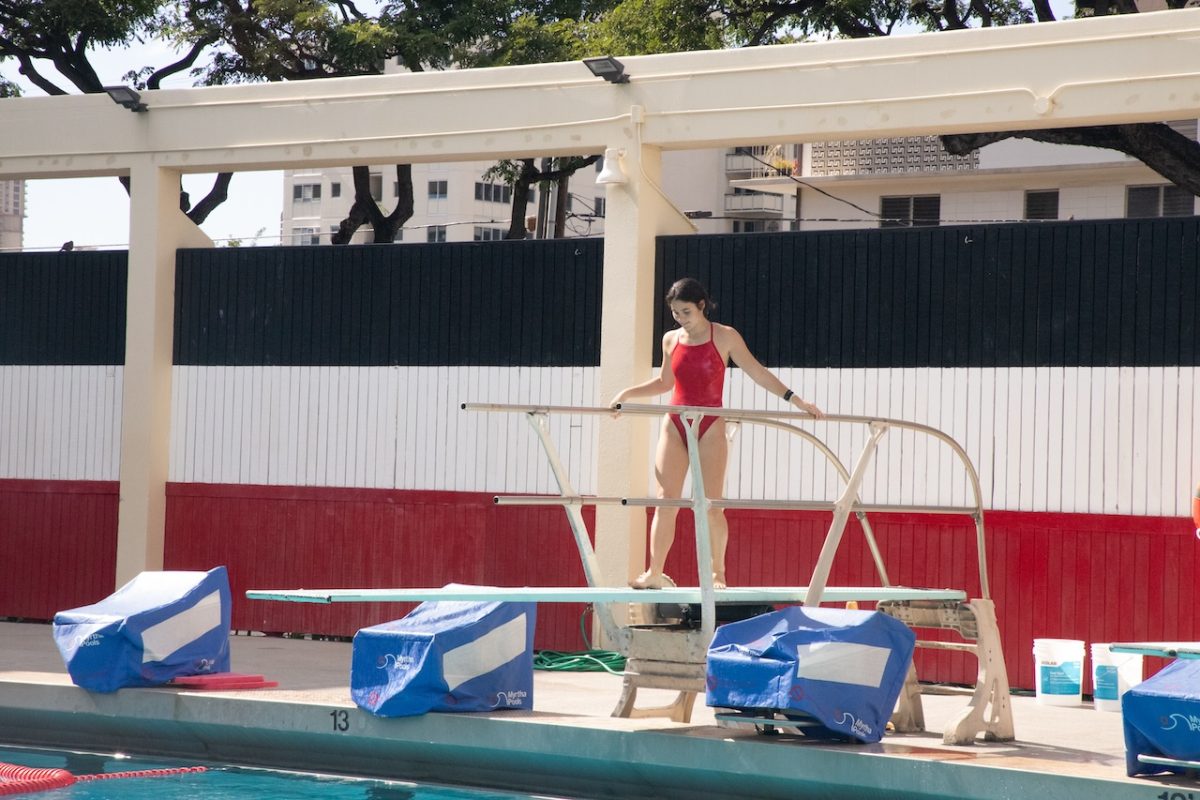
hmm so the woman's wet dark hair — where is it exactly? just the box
[665,277,715,318]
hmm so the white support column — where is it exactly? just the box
[595,131,695,594]
[115,159,212,585]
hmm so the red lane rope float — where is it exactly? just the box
[77,766,207,782]
[0,761,206,795]
[0,763,76,796]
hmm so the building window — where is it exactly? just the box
[473,226,505,241]
[293,227,320,245]
[732,220,764,233]
[474,182,512,204]
[292,183,321,202]
[1024,190,1059,220]
[427,225,447,243]
[330,182,341,199]
[369,173,383,202]
[594,197,606,218]
[428,180,448,200]
[880,195,940,228]
[1127,184,1195,218]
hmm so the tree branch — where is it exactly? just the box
[146,38,215,90]
[941,122,1200,196]
[187,173,234,224]
[1030,0,1057,22]
[10,50,67,95]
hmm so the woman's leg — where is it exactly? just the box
[632,416,689,588]
[698,419,730,588]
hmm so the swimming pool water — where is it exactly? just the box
[0,745,563,800]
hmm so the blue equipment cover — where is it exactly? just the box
[351,589,536,717]
[1123,658,1200,776]
[706,606,916,743]
[52,566,232,693]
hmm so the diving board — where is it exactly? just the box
[1110,643,1200,659]
[245,586,968,606]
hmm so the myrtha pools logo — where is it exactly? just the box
[73,633,103,649]
[378,654,415,670]
[494,689,528,708]
[1162,712,1200,732]
[834,711,873,739]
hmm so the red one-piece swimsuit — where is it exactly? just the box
[669,331,726,444]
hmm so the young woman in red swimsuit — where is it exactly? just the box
[610,277,824,590]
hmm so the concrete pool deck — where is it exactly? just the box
[0,620,1194,799]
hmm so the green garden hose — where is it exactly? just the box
[533,606,626,674]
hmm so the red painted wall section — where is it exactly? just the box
[4,478,1194,695]
[163,484,594,650]
[0,479,118,619]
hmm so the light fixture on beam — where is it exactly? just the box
[595,148,628,186]
[583,56,630,84]
[104,85,148,112]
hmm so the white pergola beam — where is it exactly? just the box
[1,11,1198,180]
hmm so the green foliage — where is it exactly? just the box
[0,0,164,93]
[579,0,725,54]
[1,0,163,49]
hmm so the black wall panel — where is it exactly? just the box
[4,218,1197,370]
[174,239,603,367]
[0,251,126,365]
[655,219,1200,368]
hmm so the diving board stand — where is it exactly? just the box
[247,402,1013,745]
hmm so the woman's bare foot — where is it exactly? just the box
[712,574,727,590]
[630,570,665,590]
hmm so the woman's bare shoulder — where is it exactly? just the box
[711,322,741,344]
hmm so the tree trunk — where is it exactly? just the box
[554,172,570,238]
[504,156,599,238]
[506,159,537,240]
[332,164,413,244]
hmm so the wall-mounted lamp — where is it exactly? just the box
[583,56,630,84]
[104,85,147,112]
[595,148,628,186]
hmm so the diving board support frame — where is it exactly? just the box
[521,410,622,645]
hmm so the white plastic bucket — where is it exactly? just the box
[1033,638,1084,706]
[1091,643,1143,712]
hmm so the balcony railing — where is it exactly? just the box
[724,153,794,178]
[724,193,784,215]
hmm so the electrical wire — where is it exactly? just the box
[740,149,882,218]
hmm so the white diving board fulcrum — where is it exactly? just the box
[247,402,1013,745]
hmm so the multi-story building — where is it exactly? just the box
[280,146,801,244]
[0,179,24,251]
[740,123,1198,229]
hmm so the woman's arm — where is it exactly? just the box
[609,331,677,406]
[723,326,824,418]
